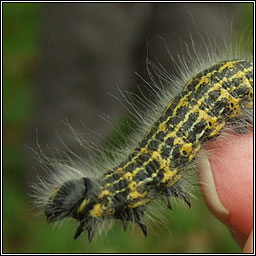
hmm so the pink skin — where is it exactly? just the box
[201,130,253,252]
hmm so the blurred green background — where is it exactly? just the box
[3,3,253,253]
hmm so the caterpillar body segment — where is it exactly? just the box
[43,59,253,242]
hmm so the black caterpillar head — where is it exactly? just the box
[44,177,94,223]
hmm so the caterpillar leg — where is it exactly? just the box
[117,206,148,237]
[166,182,191,208]
[163,196,172,210]
[74,217,97,242]
[74,222,85,240]
[133,207,148,237]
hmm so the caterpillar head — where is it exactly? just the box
[44,177,94,223]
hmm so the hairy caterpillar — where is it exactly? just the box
[31,41,253,243]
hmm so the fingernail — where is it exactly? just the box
[197,149,230,226]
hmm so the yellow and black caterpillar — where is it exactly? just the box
[41,59,253,242]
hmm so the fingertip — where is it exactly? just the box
[198,131,253,248]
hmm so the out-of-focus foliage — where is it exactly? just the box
[3,3,252,253]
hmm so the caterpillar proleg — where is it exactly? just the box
[31,36,253,243]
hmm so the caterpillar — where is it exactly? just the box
[31,41,253,243]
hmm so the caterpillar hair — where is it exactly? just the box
[30,32,253,243]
